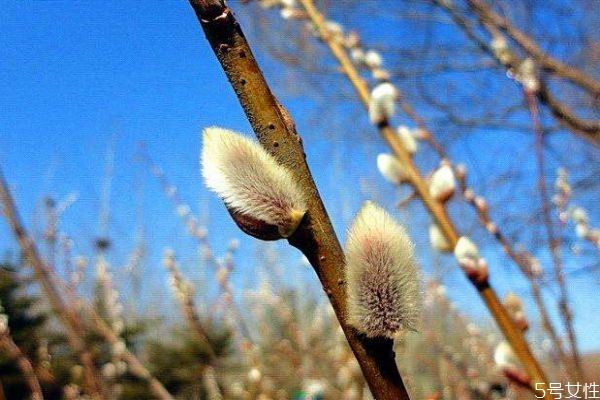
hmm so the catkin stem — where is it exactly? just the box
[296,0,553,397]
[188,0,412,398]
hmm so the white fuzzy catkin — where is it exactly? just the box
[429,164,456,202]
[571,207,588,225]
[454,236,479,260]
[345,202,420,338]
[369,83,397,124]
[490,35,512,65]
[350,48,365,64]
[429,224,452,252]
[397,126,418,155]
[575,223,588,239]
[364,50,382,69]
[202,127,307,238]
[376,154,407,185]
[494,341,519,370]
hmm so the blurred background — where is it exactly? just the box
[0,0,598,399]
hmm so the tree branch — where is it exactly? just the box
[295,0,553,397]
[188,0,411,398]
[467,0,600,98]
[433,0,600,147]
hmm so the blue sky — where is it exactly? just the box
[1,2,599,352]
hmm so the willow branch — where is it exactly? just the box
[0,332,43,400]
[296,0,553,397]
[433,0,600,147]
[525,90,583,379]
[0,168,104,399]
[466,0,600,98]
[188,0,411,398]
[457,177,572,375]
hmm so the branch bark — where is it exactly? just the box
[188,0,411,398]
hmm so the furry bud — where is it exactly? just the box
[494,341,518,370]
[490,35,513,65]
[369,83,397,125]
[515,58,539,92]
[504,292,523,314]
[485,222,498,235]
[494,341,531,386]
[575,223,588,239]
[475,196,488,213]
[429,224,452,253]
[464,188,475,202]
[345,202,420,338]
[280,7,305,20]
[429,163,456,203]
[570,207,588,225]
[397,126,418,155]
[324,20,344,40]
[350,48,365,64]
[377,154,408,185]
[454,237,488,283]
[201,127,307,240]
[454,236,479,261]
[364,50,382,69]
[344,31,360,49]
[455,163,467,180]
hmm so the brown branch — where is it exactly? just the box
[294,1,553,398]
[373,0,578,378]
[525,90,583,379]
[0,332,43,400]
[457,178,572,376]
[188,0,411,398]
[0,169,104,399]
[433,0,600,147]
[466,0,600,98]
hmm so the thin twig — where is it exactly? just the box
[433,0,600,146]
[525,89,583,380]
[466,0,600,98]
